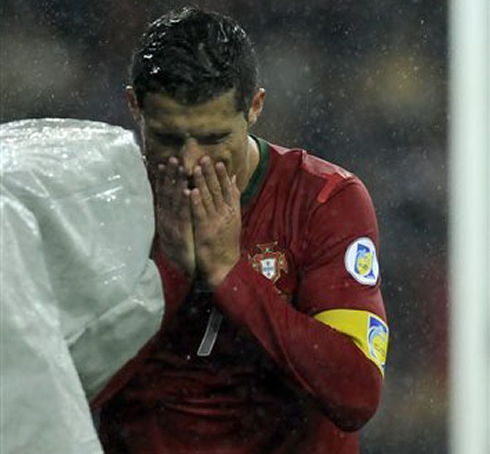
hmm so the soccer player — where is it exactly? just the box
[97,7,389,454]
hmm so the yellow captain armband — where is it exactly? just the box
[314,309,389,377]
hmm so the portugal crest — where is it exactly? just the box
[249,242,288,284]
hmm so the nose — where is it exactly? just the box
[181,138,202,178]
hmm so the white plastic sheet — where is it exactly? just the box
[0,119,164,454]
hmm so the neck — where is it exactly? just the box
[239,135,260,192]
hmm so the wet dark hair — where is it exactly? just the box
[131,7,258,116]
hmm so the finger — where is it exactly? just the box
[159,157,179,198]
[190,187,207,222]
[172,166,187,211]
[155,163,167,208]
[154,166,167,227]
[156,158,180,211]
[179,188,192,222]
[231,175,241,200]
[194,165,215,214]
[146,161,157,190]
[215,161,233,205]
[201,156,224,209]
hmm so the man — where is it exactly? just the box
[98,7,389,454]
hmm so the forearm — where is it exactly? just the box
[153,248,194,325]
[214,258,382,431]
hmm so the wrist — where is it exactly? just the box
[206,259,239,289]
[155,243,195,278]
[158,243,194,276]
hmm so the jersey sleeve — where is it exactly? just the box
[299,178,388,374]
[213,178,388,432]
[152,245,194,325]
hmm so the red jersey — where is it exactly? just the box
[97,137,388,454]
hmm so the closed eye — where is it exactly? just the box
[154,133,185,147]
[152,131,230,146]
[195,133,230,145]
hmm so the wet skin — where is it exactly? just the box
[127,88,265,286]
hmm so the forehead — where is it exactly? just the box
[142,89,243,133]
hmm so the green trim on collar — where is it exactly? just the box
[241,136,270,207]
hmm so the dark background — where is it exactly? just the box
[1,1,448,452]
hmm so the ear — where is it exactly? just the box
[126,86,141,123]
[247,88,266,127]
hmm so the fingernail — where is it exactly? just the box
[191,188,200,202]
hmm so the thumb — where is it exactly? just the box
[232,175,241,198]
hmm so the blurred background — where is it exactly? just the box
[0,1,448,452]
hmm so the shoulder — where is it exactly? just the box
[264,138,366,206]
[263,139,378,242]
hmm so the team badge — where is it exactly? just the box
[249,242,288,284]
[344,237,379,286]
[367,315,389,373]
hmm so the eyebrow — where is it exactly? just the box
[193,132,230,141]
[151,129,231,141]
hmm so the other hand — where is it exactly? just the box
[190,156,241,288]
[155,157,195,277]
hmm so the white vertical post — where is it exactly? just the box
[449,1,489,454]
